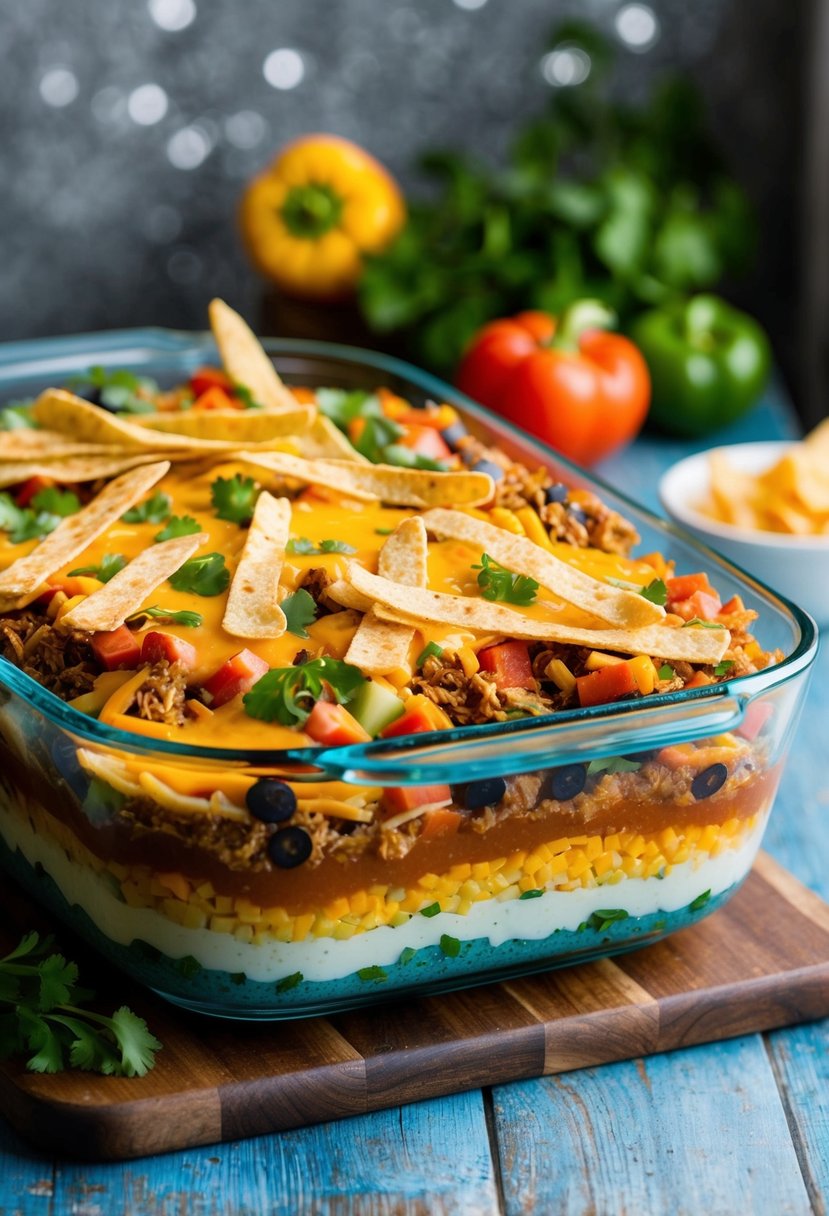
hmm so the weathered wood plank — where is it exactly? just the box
[492,1036,811,1216]
[767,1022,829,1215]
[0,1119,55,1216]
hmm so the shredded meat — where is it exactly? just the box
[0,613,96,700]
[412,653,505,724]
[298,566,338,615]
[133,661,189,725]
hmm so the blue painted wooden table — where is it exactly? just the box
[1,386,825,1215]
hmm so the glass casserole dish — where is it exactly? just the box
[0,328,817,1019]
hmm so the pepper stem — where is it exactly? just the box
[549,299,616,352]
[281,183,344,239]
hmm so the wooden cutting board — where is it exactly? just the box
[1,851,827,1161]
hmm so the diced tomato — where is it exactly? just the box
[15,475,55,507]
[576,661,638,708]
[399,425,452,461]
[720,595,745,615]
[193,385,235,411]
[419,807,462,840]
[91,626,142,672]
[736,700,774,741]
[666,572,712,603]
[670,590,723,621]
[380,705,435,739]
[189,366,234,398]
[303,701,370,746]
[478,641,535,690]
[140,631,197,671]
[380,784,452,817]
[684,671,714,689]
[202,649,269,708]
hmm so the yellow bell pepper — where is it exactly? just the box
[240,134,405,300]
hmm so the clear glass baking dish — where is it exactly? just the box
[0,329,818,1019]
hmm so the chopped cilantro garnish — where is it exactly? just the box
[319,538,357,554]
[67,366,158,414]
[374,527,394,536]
[640,578,668,606]
[316,387,380,429]
[586,908,629,932]
[0,493,62,544]
[473,553,539,605]
[243,657,365,726]
[714,660,735,677]
[211,474,259,525]
[416,641,444,667]
[682,618,723,629]
[125,605,203,628]
[281,589,317,639]
[168,552,230,597]
[0,401,36,429]
[689,890,712,912]
[68,554,126,583]
[276,971,303,993]
[658,663,676,681]
[586,757,642,775]
[232,382,262,409]
[519,889,544,900]
[398,947,417,966]
[420,902,441,918]
[31,488,80,518]
[357,965,387,982]
[286,537,356,556]
[154,515,201,542]
[383,443,448,471]
[439,934,461,958]
[286,537,317,555]
[122,492,172,525]
[355,415,406,463]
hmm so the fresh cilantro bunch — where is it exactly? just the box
[286,538,357,556]
[244,657,365,726]
[126,605,203,627]
[169,553,230,596]
[67,367,158,414]
[473,553,539,605]
[68,554,126,583]
[0,931,160,1076]
[0,488,80,544]
[211,474,259,525]
[122,492,172,525]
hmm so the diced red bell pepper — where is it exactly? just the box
[666,572,712,604]
[202,649,269,708]
[381,785,453,817]
[303,701,370,747]
[399,425,452,461]
[478,641,535,690]
[193,385,236,411]
[189,366,234,398]
[380,705,435,739]
[670,590,723,622]
[140,630,197,671]
[419,807,462,840]
[91,626,142,672]
[576,661,638,708]
[15,475,55,507]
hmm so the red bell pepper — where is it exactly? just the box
[381,785,452,817]
[670,590,722,622]
[193,386,236,412]
[303,701,370,746]
[380,705,435,739]
[576,661,638,708]
[190,366,234,398]
[15,475,55,507]
[140,631,197,671]
[91,626,142,672]
[202,649,269,708]
[478,641,535,690]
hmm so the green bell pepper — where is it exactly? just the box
[631,294,771,437]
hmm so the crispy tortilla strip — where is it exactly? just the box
[0,454,178,488]
[238,451,493,507]
[0,430,138,460]
[301,415,370,463]
[137,406,314,440]
[346,517,428,676]
[421,508,663,627]
[333,565,730,663]
[59,531,207,632]
[222,492,291,639]
[0,461,170,599]
[209,298,299,412]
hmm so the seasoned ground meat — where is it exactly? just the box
[0,614,96,700]
[298,566,339,615]
[133,661,189,725]
[412,653,506,724]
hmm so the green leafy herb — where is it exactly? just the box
[714,660,734,677]
[519,888,544,900]
[31,488,80,518]
[420,902,441,918]
[586,756,642,775]
[168,553,230,597]
[0,493,63,544]
[382,443,447,472]
[357,965,387,982]
[682,618,724,630]
[416,641,444,667]
[0,931,160,1076]
[154,515,201,542]
[398,947,417,966]
[0,401,36,429]
[125,605,203,628]
[354,415,406,463]
[243,656,365,726]
[319,538,357,554]
[658,663,676,681]
[473,553,539,605]
[316,388,380,429]
[211,474,259,525]
[586,908,629,933]
[232,383,262,410]
[281,589,317,639]
[640,578,668,606]
[67,366,158,414]
[286,537,356,556]
[375,527,394,536]
[175,956,202,979]
[689,889,712,912]
[439,934,461,958]
[276,971,303,993]
[122,492,172,525]
[68,554,126,583]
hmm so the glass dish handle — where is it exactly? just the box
[317,692,750,785]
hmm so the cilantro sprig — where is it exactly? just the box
[315,388,448,469]
[473,553,539,605]
[125,605,203,628]
[67,366,158,414]
[154,515,201,542]
[0,401,37,430]
[281,589,318,638]
[122,492,172,525]
[168,553,229,597]
[0,931,160,1076]
[0,493,61,544]
[286,537,357,556]
[243,657,365,726]
[211,474,259,525]
[68,554,126,583]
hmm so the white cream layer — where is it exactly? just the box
[0,792,766,984]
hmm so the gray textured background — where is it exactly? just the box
[0,0,806,377]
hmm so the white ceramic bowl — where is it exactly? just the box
[659,441,828,627]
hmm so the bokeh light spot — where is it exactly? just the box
[224,110,267,149]
[263,48,305,90]
[91,86,126,123]
[127,83,169,126]
[39,67,79,108]
[144,204,182,243]
[166,126,211,170]
[148,0,196,32]
[452,0,489,9]
[615,4,659,51]
[540,46,591,88]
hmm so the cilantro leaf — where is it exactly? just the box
[168,552,229,597]
[243,657,366,726]
[383,443,448,471]
[122,491,172,525]
[282,589,317,638]
[286,537,357,556]
[37,954,79,1012]
[286,537,318,555]
[211,474,259,525]
[0,493,64,544]
[714,660,734,677]
[67,366,158,414]
[125,605,203,627]
[682,618,724,629]
[586,908,629,933]
[586,756,642,775]
[319,538,357,554]
[640,578,668,605]
[658,663,676,681]
[316,388,380,429]
[107,1007,162,1077]
[232,383,262,409]
[31,488,80,517]
[154,515,201,542]
[0,401,36,429]
[354,414,405,463]
[68,554,126,583]
[473,553,539,605]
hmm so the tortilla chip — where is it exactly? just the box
[237,452,493,507]
[137,407,314,441]
[222,492,291,639]
[346,517,428,676]
[0,453,179,488]
[0,461,171,599]
[0,430,137,461]
[333,564,730,663]
[421,508,664,627]
[208,298,299,412]
[300,415,370,463]
[76,749,144,798]
[58,531,207,632]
